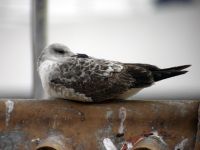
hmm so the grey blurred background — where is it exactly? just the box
[0,0,199,99]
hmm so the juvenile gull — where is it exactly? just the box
[37,43,190,102]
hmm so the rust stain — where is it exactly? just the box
[0,99,198,149]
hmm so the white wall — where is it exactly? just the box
[0,0,199,99]
[0,0,32,98]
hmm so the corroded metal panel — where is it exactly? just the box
[194,104,200,150]
[0,99,199,149]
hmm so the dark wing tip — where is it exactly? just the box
[153,67,189,82]
[162,64,191,71]
[178,64,191,70]
[179,70,188,75]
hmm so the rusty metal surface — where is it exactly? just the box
[0,99,199,150]
[194,104,200,150]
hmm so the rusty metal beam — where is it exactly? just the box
[194,104,200,150]
[0,99,199,150]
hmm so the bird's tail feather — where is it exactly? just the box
[160,65,191,71]
[152,65,191,82]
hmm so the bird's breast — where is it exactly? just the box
[38,60,58,93]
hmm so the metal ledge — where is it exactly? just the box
[0,99,199,149]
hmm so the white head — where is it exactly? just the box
[37,43,75,66]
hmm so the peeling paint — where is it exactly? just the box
[31,138,40,145]
[103,138,117,150]
[106,110,113,120]
[151,131,167,146]
[121,142,133,150]
[5,99,14,127]
[31,138,40,142]
[118,107,126,135]
[174,138,188,150]
[95,110,115,149]
[126,142,133,149]
[96,124,113,149]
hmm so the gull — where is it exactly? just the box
[37,43,190,102]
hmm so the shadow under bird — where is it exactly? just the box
[37,43,190,102]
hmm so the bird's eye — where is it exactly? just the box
[53,48,65,54]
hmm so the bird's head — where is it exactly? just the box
[37,43,75,66]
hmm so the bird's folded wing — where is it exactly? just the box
[48,58,138,102]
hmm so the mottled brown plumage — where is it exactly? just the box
[38,43,190,102]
